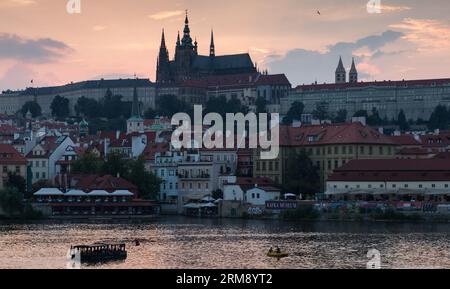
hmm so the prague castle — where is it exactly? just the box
[156,11,257,83]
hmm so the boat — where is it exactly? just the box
[267,251,289,258]
[70,243,127,264]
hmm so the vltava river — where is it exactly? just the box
[0,217,449,269]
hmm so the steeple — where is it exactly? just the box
[335,56,347,84]
[209,29,215,57]
[349,57,358,83]
[176,31,181,47]
[131,85,141,119]
[156,28,171,83]
[194,37,198,53]
[181,10,193,47]
[160,28,167,49]
[127,80,144,134]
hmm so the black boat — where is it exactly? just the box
[70,243,127,264]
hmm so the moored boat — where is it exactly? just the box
[71,243,127,263]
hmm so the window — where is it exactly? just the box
[15,166,20,174]
[36,172,40,179]
[269,162,273,171]
[262,162,266,171]
[327,160,331,170]
[257,193,260,199]
[334,146,339,154]
[2,166,6,173]
[379,147,383,155]
[275,162,279,171]
[404,184,408,188]
[360,146,364,154]
[256,162,260,171]
[392,184,397,188]
[252,193,255,199]
[432,184,436,188]
[334,160,339,169]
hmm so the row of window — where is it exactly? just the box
[29,160,47,168]
[256,161,279,172]
[2,166,21,174]
[307,145,393,156]
[332,183,450,189]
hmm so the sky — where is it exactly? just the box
[0,0,450,91]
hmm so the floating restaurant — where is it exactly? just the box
[33,188,160,217]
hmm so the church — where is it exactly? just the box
[156,11,257,83]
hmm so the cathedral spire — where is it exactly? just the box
[160,28,166,49]
[349,57,358,83]
[176,31,181,46]
[210,29,215,57]
[181,10,193,46]
[335,56,347,84]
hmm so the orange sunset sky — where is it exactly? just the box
[1,0,450,91]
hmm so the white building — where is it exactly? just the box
[26,136,75,184]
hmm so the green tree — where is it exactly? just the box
[283,101,304,124]
[5,173,26,195]
[21,101,42,118]
[255,96,267,114]
[102,152,130,178]
[0,187,24,217]
[397,109,410,131]
[71,152,103,175]
[205,95,249,118]
[283,150,320,197]
[367,107,382,126]
[334,109,348,123]
[312,102,329,121]
[50,95,70,119]
[128,156,161,200]
[75,96,101,118]
[428,105,449,130]
[353,110,368,118]
[144,107,157,119]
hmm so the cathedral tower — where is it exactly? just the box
[349,57,358,83]
[156,29,171,83]
[335,56,347,84]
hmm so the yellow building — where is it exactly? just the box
[253,122,397,191]
[0,144,27,190]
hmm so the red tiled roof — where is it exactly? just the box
[255,74,291,86]
[56,174,138,196]
[279,122,395,146]
[143,142,170,161]
[0,144,27,165]
[420,132,450,148]
[389,135,421,146]
[295,78,450,91]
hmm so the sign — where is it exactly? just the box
[266,201,299,210]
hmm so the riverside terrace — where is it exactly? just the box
[32,188,160,217]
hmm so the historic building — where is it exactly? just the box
[156,11,257,83]
[0,79,156,116]
[253,121,398,191]
[281,57,450,122]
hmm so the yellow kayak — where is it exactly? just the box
[267,251,289,258]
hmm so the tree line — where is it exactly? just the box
[283,101,450,131]
[71,152,162,200]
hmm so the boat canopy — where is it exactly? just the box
[34,188,64,196]
[184,203,201,209]
[201,196,215,202]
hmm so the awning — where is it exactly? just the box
[111,190,134,197]
[88,190,110,196]
[202,196,216,202]
[65,190,87,197]
[200,202,217,208]
[34,188,64,196]
[183,203,201,209]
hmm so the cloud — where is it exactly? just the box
[267,30,403,85]
[149,10,185,20]
[0,0,36,7]
[390,18,450,52]
[0,33,72,63]
[379,5,411,12]
[93,25,107,32]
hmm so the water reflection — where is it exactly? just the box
[0,217,449,269]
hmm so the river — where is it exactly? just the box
[0,217,449,269]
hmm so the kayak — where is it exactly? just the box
[267,251,289,258]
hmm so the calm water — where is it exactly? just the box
[0,217,449,269]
